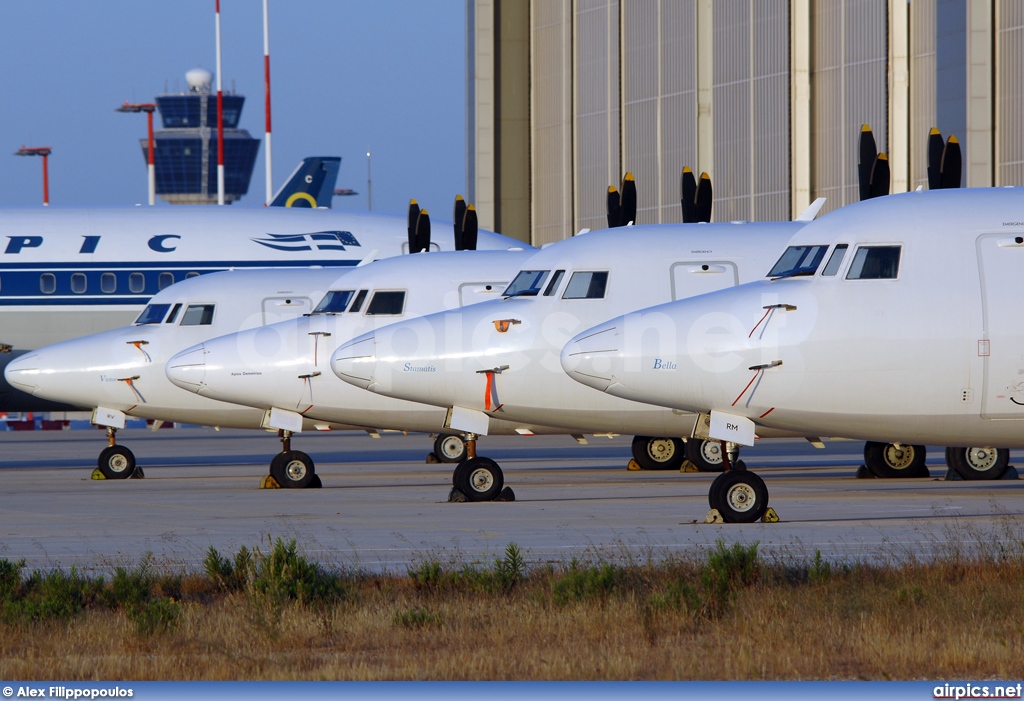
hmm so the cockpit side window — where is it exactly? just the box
[165,303,182,324]
[503,270,550,298]
[365,290,406,316]
[543,270,565,296]
[821,244,849,276]
[348,289,368,313]
[562,271,609,299]
[180,304,215,326]
[135,303,171,325]
[767,245,829,278]
[313,290,355,314]
[846,245,901,280]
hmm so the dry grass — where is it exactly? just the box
[3,535,1024,680]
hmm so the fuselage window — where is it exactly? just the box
[129,272,145,293]
[847,245,901,280]
[562,271,609,299]
[348,289,368,313]
[185,272,200,279]
[180,304,215,326]
[313,290,355,314]
[767,245,828,278]
[40,273,56,294]
[158,272,175,290]
[71,273,87,294]
[101,273,117,293]
[821,244,849,277]
[165,303,182,324]
[135,304,171,325]
[543,270,565,296]
[503,270,550,298]
[365,290,406,316]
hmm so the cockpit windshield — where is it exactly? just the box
[134,303,171,325]
[502,270,550,298]
[313,290,355,314]
[767,245,829,279]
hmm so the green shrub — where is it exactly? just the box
[392,606,443,629]
[551,560,623,605]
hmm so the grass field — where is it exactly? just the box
[2,529,1024,680]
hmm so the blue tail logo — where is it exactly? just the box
[269,156,342,208]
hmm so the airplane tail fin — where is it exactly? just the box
[269,157,342,208]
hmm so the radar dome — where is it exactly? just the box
[185,67,213,91]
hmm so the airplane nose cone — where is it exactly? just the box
[3,353,41,394]
[165,345,207,393]
[560,324,622,392]
[331,335,377,389]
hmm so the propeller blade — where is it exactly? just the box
[680,166,698,223]
[620,172,637,226]
[453,195,467,250]
[858,124,877,201]
[462,205,478,251]
[695,172,713,223]
[415,209,431,253]
[606,185,622,228]
[927,127,944,190]
[407,199,420,253]
[939,135,962,189]
[868,153,890,199]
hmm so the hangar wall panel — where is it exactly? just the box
[811,0,889,212]
[910,0,936,191]
[574,0,621,234]
[532,0,574,245]
[997,0,1024,185]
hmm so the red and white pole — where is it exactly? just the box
[215,0,225,205]
[146,109,155,206]
[263,0,273,205]
[41,154,49,207]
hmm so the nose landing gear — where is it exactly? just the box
[95,426,139,480]
[447,433,514,502]
[705,441,773,523]
[265,429,320,489]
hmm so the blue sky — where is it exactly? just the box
[0,1,468,216]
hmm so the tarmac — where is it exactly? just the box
[1,428,1022,574]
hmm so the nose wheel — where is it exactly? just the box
[447,433,513,502]
[705,441,770,523]
[266,430,320,488]
[93,426,139,480]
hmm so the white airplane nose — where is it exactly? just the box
[560,324,622,392]
[331,335,377,389]
[165,345,207,392]
[3,353,42,394]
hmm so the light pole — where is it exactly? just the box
[13,146,52,206]
[366,150,372,211]
[116,102,157,205]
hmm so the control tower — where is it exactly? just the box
[139,68,260,204]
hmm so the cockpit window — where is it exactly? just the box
[180,304,215,326]
[313,290,355,314]
[165,303,182,324]
[821,244,849,276]
[846,245,901,280]
[767,245,829,278]
[503,270,550,298]
[348,289,368,313]
[543,269,565,296]
[562,271,609,299]
[365,290,406,316]
[135,303,171,325]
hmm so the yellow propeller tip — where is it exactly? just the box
[409,198,418,205]
[930,127,941,135]
[455,194,464,201]
[608,185,618,193]
[877,152,888,161]
[683,166,693,173]
[699,172,711,180]
[948,134,959,144]
[624,172,634,181]
[861,124,872,132]
[467,204,476,211]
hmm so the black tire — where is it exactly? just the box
[686,438,725,472]
[630,436,685,470]
[708,470,768,523]
[434,434,467,463]
[863,441,927,478]
[97,445,136,479]
[453,457,504,502]
[271,450,316,488]
[945,446,1010,481]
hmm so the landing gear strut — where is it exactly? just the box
[96,426,137,480]
[268,429,319,488]
[448,433,509,502]
[706,441,768,523]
